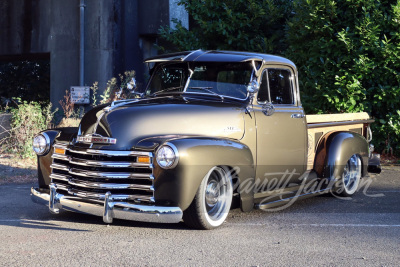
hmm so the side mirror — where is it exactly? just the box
[262,102,275,116]
[247,79,260,94]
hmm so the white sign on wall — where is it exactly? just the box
[70,86,90,104]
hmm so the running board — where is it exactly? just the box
[255,188,332,210]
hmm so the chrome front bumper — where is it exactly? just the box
[31,186,183,224]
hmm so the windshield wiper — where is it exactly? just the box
[151,86,183,96]
[187,87,224,101]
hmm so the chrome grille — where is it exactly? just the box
[50,144,154,203]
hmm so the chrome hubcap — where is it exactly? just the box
[343,155,361,194]
[203,167,232,224]
[205,180,220,207]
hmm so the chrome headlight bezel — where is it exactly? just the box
[32,133,51,156]
[156,143,179,169]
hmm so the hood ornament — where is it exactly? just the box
[77,134,117,144]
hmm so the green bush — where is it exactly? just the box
[1,100,56,158]
[286,0,400,155]
[160,0,400,156]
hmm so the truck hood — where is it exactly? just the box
[78,98,246,150]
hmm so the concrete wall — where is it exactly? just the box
[169,0,189,30]
[84,0,116,101]
[0,0,188,108]
[48,0,80,107]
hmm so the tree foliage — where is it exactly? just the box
[0,60,50,108]
[160,0,400,154]
[160,0,400,155]
[286,0,400,155]
[159,0,293,55]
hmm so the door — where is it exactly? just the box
[253,66,307,191]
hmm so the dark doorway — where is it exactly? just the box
[0,53,50,108]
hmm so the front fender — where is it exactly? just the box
[314,131,369,180]
[152,137,255,212]
[37,127,78,188]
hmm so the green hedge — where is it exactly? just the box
[160,0,400,155]
[286,0,400,156]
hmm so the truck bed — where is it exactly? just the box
[306,112,373,170]
[306,112,370,124]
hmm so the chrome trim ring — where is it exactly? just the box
[156,142,179,169]
[342,155,362,195]
[33,132,51,155]
[202,166,233,227]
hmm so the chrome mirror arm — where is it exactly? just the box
[262,102,275,116]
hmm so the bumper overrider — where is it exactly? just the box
[31,184,183,224]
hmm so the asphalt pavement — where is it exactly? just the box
[0,166,399,266]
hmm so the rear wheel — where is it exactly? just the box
[334,154,362,197]
[183,166,233,230]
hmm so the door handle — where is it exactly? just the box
[291,113,304,119]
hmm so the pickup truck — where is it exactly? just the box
[31,50,381,229]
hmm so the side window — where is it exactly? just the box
[268,69,294,105]
[257,71,269,102]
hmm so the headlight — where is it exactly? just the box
[156,144,179,169]
[32,133,50,155]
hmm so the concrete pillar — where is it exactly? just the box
[49,0,80,109]
[50,0,117,108]
[84,0,115,94]
[169,0,189,30]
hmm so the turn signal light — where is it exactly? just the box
[137,156,150,164]
[54,147,66,155]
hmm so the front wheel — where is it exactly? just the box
[183,166,233,230]
[334,154,362,197]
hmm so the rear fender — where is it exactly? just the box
[314,131,369,180]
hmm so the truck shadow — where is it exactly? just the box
[61,211,190,230]
[24,208,190,231]
[1,219,90,232]
[0,162,36,185]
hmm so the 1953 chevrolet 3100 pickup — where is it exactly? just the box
[31,50,381,229]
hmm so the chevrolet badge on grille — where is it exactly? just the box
[77,134,117,144]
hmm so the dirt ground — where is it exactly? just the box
[0,154,37,185]
[380,153,400,165]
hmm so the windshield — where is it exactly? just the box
[144,62,253,100]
